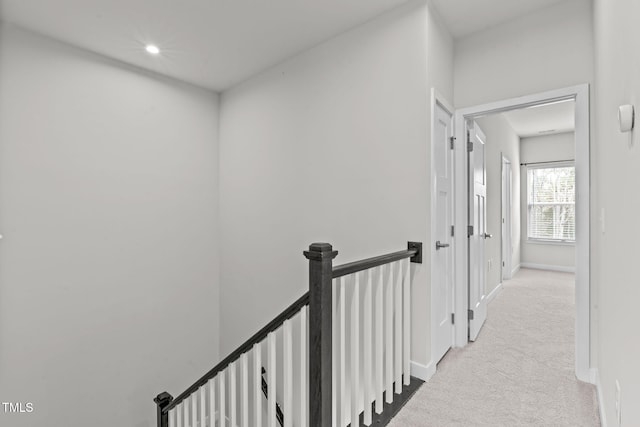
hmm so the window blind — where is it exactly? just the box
[527,165,575,241]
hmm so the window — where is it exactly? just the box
[527,163,575,242]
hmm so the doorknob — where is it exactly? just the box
[435,240,450,250]
[484,233,493,239]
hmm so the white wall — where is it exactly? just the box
[519,132,575,270]
[219,0,453,368]
[0,26,220,427]
[593,0,640,424]
[454,0,594,108]
[476,115,520,294]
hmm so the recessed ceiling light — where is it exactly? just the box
[145,44,160,55]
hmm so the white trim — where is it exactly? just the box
[526,160,575,170]
[410,360,436,382]
[525,239,575,246]
[592,368,608,427]
[501,155,513,281]
[432,88,455,118]
[512,263,521,277]
[487,282,503,304]
[453,84,591,382]
[520,263,575,273]
[430,88,456,364]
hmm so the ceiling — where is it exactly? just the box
[0,0,575,91]
[501,100,575,137]
[430,0,567,39]
[0,0,407,91]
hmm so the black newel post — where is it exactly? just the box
[154,392,173,427]
[304,242,338,427]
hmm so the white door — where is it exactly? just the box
[501,157,512,281]
[433,102,454,362]
[468,120,487,342]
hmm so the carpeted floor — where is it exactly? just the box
[389,268,600,427]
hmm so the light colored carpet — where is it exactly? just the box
[390,268,600,427]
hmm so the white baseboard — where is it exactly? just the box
[512,264,521,276]
[520,262,575,273]
[487,282,503,304]
[591,368,607,427]
[410,360,436,382]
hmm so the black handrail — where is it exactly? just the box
[332,242,422,279]
[163,291,310,413]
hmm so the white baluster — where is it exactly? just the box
[209,379,216,427]
[395,261,403,394]
[283,319,293,427]
[375,266,384,414]
[339,276,347,425]
[253,343,262,427]
[169,408,176,427]
[241,353,249,427]
[219,370,226,427]
[363,269,373,425]
[184,399,189,427]
[192,393,198,427]
[177,401,184,427]
[331,278,337,426]
[385,263,393,404]
[300,306,308,427]
[268,331,277,427]
[230,362,237,426]
[200,386,206,427]
[403,258,411,386]
[351,272,361,426]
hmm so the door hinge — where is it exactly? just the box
[503,261,505,267]
[451,225,455,237]
[467,225,474,237]
[467,140,474,152]
[449,136,456,150]
[451,313,455,324]
[468,309,474,320]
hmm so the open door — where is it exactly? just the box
[467,120,488,341]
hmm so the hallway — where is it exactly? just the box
[390,268,600,426]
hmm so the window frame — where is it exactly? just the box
[526,161,576,245]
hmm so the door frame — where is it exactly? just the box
[430,88,455,366]
[501,155,512,281]
[453,84,591,383]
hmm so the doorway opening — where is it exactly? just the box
[452,85,591,383]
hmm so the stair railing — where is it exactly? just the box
[155,241,422,427]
